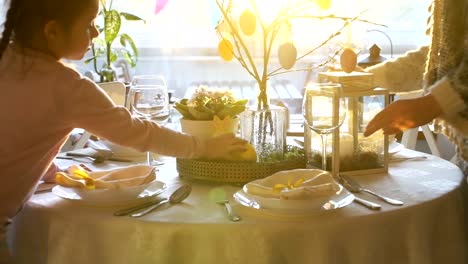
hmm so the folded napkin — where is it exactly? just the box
[244,169,340,200]
[55,165,156,190]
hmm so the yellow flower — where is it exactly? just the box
[213,115,233,136]
[72,169,96,190]
[273,177,305,192]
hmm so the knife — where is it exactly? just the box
[114,199,163,216]
[65,152,132,162]
[352,196,382,210]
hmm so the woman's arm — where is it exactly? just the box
[365,46,429,93]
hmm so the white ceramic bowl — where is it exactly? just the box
[180,117,239,139]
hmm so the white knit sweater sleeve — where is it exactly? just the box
[430,77,466,117]
[365,46,429,93]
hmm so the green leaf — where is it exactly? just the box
[233,99,248,106]
[96,24,104,34]
[174,104,193,119]
[120,49,136,67]
[189,107,213,120]
[216,105,246,119]
[120,12,145,23]
[104,9,121,44]
[92,38,106,47]
[109,51,118,63]
[120,33,138,66]
[84,56,98,64]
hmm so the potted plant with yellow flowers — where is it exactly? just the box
[85,0,145,82]
[175,85,248,140]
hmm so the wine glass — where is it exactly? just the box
[127,75,170,166]
[302,83,347,171]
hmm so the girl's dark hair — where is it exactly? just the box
[0,0,94,59]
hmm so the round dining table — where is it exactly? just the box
[7,148,467,264]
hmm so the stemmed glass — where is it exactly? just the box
[127,75,170,166]
[302,83,347,171]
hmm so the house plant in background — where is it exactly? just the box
[85,0,145,82]
[213,0,383,160]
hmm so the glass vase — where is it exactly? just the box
[240,104,287,162]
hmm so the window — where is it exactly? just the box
[0,0,432,101]
[114,0,431,55]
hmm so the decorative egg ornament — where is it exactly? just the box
[239,10,256,36]
[316,0,332,10]
[218,39,234,61]
[278,42,297,70]
[340,48,357,73]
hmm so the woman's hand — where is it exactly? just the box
[364,94,442,136]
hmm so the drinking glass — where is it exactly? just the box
[302,83,347,171]
[127,75,169,165]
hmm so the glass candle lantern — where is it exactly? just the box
[304,72,389,176]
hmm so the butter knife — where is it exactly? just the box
[352,196,382,210]
[66,152,132,162]
[114,199,162,216]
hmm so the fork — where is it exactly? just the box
[340,174,404,206]
[337,175,382,210]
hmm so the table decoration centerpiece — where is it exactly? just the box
[213,0,383,161]
[174,86,306,184]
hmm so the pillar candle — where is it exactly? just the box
[339,133,354,158]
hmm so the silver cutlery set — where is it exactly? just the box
[115,184,192,217]
[113,175,403,218]
[338,174,404,210]
[114,184,241,221]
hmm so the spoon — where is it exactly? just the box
[131,184,192,217]
[217,200,241,222]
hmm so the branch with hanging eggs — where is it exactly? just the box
[215,0,386,109]
[269,13,386,76]
[213,0,386,160]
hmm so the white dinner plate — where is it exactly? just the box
[233,184,354,216]
[52,180,167,206]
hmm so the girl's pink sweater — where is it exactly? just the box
[0,45,204,222]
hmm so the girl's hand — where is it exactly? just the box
[364,94,442,136]
[201,133,248,160]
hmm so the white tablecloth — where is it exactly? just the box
[8,149,467,264]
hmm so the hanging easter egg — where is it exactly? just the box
[239,10,256,36]
[218,39,234,61]
[340,48,357,73]
[278,42,297,70]
[155,0,169,15]
[316,0,332,10]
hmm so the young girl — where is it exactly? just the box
[0,0,246,259]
